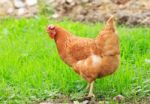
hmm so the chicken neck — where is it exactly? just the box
[54,27,72,57]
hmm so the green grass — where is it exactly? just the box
[0,16,150,104]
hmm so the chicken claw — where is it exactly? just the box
[87,93,95,98]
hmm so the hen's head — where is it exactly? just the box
[47,25,56,39]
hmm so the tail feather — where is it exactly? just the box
[105,16,115,31]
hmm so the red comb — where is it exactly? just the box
[48,25,55,30]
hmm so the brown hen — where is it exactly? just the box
[47,16,120,97]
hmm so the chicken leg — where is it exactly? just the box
[87,81,95,97]
[86,83,90,90]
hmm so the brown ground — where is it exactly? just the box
[47,0,150,27]
[39,96,150,104]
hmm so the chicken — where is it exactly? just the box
[47,16,120,97]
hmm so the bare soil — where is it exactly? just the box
[39,96,150,104]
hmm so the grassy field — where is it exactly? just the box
[0,16,150,104]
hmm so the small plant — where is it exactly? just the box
[38,0,54,16]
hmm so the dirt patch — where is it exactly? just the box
[125,97,150,104]
[40,97,99,104]
[39,96,150,104]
